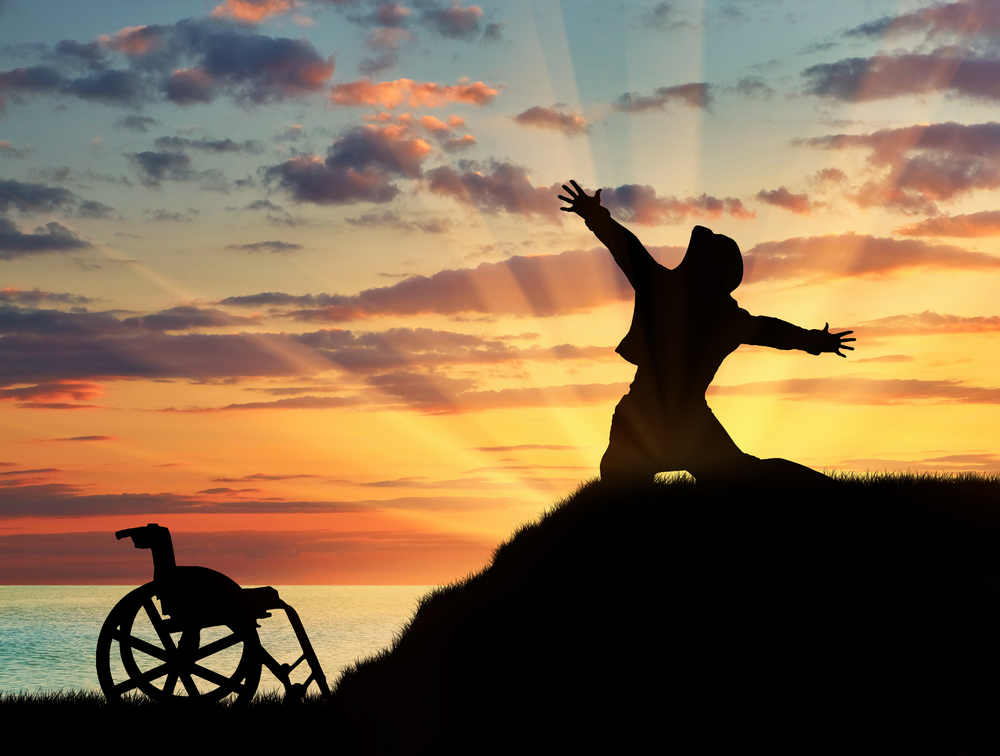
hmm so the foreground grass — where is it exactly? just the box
[6,472,1000,753]
[0,688,331,746]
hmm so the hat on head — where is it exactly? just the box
[679,225,743,294]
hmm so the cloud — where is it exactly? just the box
[372,2,412,28]
[222,246,634,320]
[0,17,336,111]
[211,472,320,482]
[844,1,1000,41]
[0,288,92,305]
[638,2,685,31]
[76,199,118,219]
[733,76,775,99]
[472,444,580,452]
[113,114,159,132]
[419,2,484,40]
[0,303,612,389]
[0,317,326,386]
[0,380,104,406]
[0,527,497,584]
[147,208,200,222]
[599,184,755,225]
[742,232,1000,283]
[444,134,476,151]
[813,167,847,186]
[426,160,563,221]
[330,77,499,108]
[366,27,414,51]
[345,209,450,233]
[365,370,628,413]
[188,395,367,411]
[894,211,1000,237]
[127,150,227,189]
[709,376,1000,405]
[482,22,506,42]
[834,453,1000,474]
[798,121,1000,213]
[613,82,712,113]
[358,52,399,77]
[802,52,1000,104]
[513,106,589,136]
[755,186,812,215]
[227,240,304,252]
[0,178,75,214]
[0,219,91,258]
[212,0,296,23]
[265,123,432,204]
[154,135,263,154]
[852,310,1000,336]
[49,435,117,441]
[121,305,261,331]
[0,304,260,337]
[0,140,31,158]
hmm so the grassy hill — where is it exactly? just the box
[328,472,1000,754]
[5,472,1000,753]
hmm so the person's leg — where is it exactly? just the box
[680,405,757,484]
[599,390,662,485]
[682,404,836,486]
[755,457,837,486]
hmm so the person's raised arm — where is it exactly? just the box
[741,313,856,357]
[558,180,653,288]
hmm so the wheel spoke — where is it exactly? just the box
[163,671,178,696]
[112,677,141,695]
[142,597,176,652]
[124,634,170,662]
[180,672,200,697]
[189,663,238,689]
[193,631,243,661]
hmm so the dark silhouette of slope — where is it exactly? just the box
[329,473,1000,754]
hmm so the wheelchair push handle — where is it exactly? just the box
[115,523,176,576]
[115,523,169,548]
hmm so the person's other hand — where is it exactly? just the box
[821,323,855,357]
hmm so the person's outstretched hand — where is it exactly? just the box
[559,180,605,221]
[820,323,855,357]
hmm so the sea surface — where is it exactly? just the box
[0,585,431,696]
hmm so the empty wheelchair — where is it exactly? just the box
[97,523,330,705]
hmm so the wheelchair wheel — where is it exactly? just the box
[97,582,262,705]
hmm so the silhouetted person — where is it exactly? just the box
[559,181,855,485]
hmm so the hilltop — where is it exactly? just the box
[328,473,1000,754]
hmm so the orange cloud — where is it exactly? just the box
[224,248,633,320]
[0,380,105,406]
[330,77,499,109]
[756,186,812,215]
[513,106,589,136]
[799,122,1000,213]
[894,211,1000,237]
[0,527,496,584]
[99,26,159,57]
[743,232,1000,283]
[212,0,295,23]
[709,376,1000,405]
[853,310,1000,336]
[420,114,465,132]
[600,184,755,225]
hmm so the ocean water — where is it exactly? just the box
[0,585,431,696]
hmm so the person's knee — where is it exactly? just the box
[600,447,656,485]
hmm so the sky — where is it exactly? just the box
[1,0,999,584]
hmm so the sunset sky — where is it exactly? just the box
[2,0,999,584]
